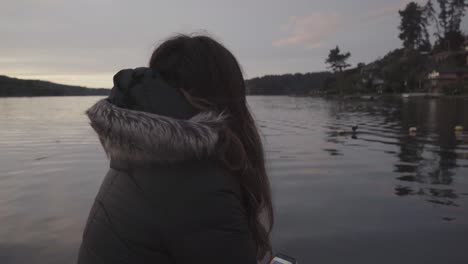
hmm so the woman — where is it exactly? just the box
[77,34,274,264]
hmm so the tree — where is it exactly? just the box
[448,0,467,32]
[398,2,431,50]
[325,46,351,72]
[424,0,437,23]
[438,0,450,35]
[425,0,442,38]
[434,0,467,51]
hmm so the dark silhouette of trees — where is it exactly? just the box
[399,2,431,50]
[398,0,466,52]
[325,46,351,73]
[433,0,467,51]
[438,0,450,35]
[0,75,109,97]
[425,0,438,24]
[246,72,333,95]
[447,0,466,32]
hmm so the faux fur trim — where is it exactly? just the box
[86,99,227,162]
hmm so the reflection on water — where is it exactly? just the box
[393,99,468,210]
[1,96,468,264]
[321,97,468,210]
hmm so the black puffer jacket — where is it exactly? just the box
[77,68,257,264]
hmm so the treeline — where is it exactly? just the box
[322,0,468,95]
[246,72,333,95]
[0,75,110,97]
[398,0,467,52]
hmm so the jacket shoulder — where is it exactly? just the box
[132,160,248,234]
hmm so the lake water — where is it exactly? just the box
[0,96,467,264]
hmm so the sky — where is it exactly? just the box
[1,0,467,88]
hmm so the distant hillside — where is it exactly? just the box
[323,47,468,95]
[0,75,110,97]
[246,72,333,95]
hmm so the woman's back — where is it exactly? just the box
[78,160,257,264]
[77,34,273,264]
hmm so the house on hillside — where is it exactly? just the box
[427,68,468,93]
[372,78,385,94]
[360,62,386,93]
[464,37,468,65]
[427,36,468,93]
[432,36,468,65]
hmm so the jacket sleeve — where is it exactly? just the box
[161,178,258,264]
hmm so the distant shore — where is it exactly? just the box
[0,94,109,98]
[0,75,109,97]
[247,93,468,100]
[2,73,467,99]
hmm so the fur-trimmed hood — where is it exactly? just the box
[86,98,226,163]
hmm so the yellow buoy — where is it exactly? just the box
[337,129,346,135]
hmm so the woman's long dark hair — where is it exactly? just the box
[149,34,273,260]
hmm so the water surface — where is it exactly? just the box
[0,96,467,264]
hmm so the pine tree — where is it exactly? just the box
[399,2,430,50]
[325,46,351,73]
[434,0,466,51]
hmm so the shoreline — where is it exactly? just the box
[247,93,468,99]
[0,94,108,98]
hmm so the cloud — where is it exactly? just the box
[273,12,340,49]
